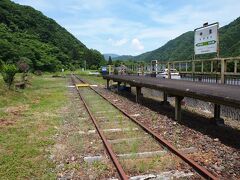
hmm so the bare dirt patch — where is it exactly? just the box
[31,97,41,104]
[4,105,29,116]
[0,118,16,126]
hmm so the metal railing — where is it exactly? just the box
[123,57,240,85]
[171,57,240,85]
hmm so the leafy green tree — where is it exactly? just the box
[108,56,113,65]
[84,49,106,69]
[1,63,18,89]
[90,65,97,70]
[17,58,30,73]
[113,60,122,67]
[0,0,107,72]
[0,59,3,69]
[17,58,30,85]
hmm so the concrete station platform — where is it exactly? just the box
[103,75,240,124]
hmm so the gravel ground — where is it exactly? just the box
[94,85,240,180]
[141,88,240,121]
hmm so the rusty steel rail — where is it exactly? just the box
[71,75,128,180]
[74,74,219,180]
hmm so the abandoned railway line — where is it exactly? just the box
[71,74,219,180]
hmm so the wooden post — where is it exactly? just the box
[162,92,169,105]
[167,62,171,79]
[175,96,184,121]
[234,60,238,74]
[201,61,204,73]
[213,104,224,125]
[107,79,110,89]
[220,59,225,84]
[129,86,132,93]
[172,62,175,70]
[156,62,158,75]
[211,61,213,73]
[136,87,141,103]
[192,61,195,81]
[214,104,221,119]
[108,65,112,75]
[117,82,121,92]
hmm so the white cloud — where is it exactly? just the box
[12,0,240,55]
[108,38,128,46]
[150,1,240,28]
[131,38,144,51]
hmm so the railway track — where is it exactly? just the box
[71,74,218,180]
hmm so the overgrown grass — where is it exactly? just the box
[75,73,106,85]
[0,74,68,179]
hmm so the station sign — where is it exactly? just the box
[101,66,107,75]
[194,23,219,55]
[101,66,107,71]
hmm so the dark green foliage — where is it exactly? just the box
[17,58,30,73]
[0,0,105,71]
[113,60,122,67]
[1,63,18,89]
[34,70,43,76]
[17,58,30,84]
[112,55,134,61]
[134,31,195,61]
[84,49,106,69]
[108,56,113,65]
[219,17,240,57]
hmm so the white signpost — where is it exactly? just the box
[194,23,219,56]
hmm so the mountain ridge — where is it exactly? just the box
[114,17,240,62]
[0,0,105,71]
[103,53,120,60]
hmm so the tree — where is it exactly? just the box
[0,0,97,72]
[84,49,106,69]
[17,58,30,86]
[17,58,30,73]
[1,63,18,89]
[108,56,113,65]
[113,60,122,67]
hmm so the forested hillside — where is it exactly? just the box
[134,31,194,61]
[115,17,240,62]
[0,0,105,71]
[112,55,134,61]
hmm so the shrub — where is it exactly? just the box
[34,70,43,76]
[1,64,18,89]
[90,65,97,70]
[17,60,30,85]
[17,60,30,73]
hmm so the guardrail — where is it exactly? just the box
[171,57,240,84]
[123,57,240,85]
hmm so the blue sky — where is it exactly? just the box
[12,0,240,55]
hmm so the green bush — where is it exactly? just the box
[1,64,18,89]
[90,65,97,70]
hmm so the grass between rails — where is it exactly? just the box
[75,73,106,85]
[0,74,68,179]
[78,87,186,175]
